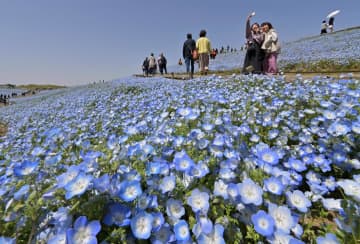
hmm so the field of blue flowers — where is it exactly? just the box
[0,28,360,244]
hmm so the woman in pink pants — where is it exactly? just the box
[261,22,281,75]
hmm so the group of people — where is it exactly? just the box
[182,30,212,78]
[0,94,10,105]
[142,53,167,77]
[141,12,281,78]
[242,12,281,75]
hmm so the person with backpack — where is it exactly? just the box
[196,29,211,75]
[183,33,196,79]
[148,53,157,75]
[261,22,280,75]
[157,53,167,75]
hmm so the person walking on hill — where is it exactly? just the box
[328,17,335,33]
[320,20,328,34]
[196,29,211,75]
[261,22,280,75]
[242,12,264,74]
[183,33,196,79]
[148,53,157,75]
[157,53,167,75]
[142,57,149,77]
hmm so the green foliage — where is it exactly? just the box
[245,225,261,243]
[282,59,360,73]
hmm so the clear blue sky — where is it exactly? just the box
[0,0,359,86]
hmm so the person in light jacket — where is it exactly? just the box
[261,22,280,75]
[196,29,211,75]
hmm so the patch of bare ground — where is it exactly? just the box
[0,122,7,137]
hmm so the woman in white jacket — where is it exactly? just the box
[261,22,280,75]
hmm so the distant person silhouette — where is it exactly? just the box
[328,17,335,32]
[196,29,211,75]
[178,58,183,65]
[183,33,196,79]
[157,53,167,75]
[148,53,157,75]
[142,57,149,76]
[320,20,328,34]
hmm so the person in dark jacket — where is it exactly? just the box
[142,57,149,76]
[328,17,335,32]
[157,53,167,75]
[183,33,196,79]
[242,12,264,74]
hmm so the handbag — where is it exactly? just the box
[192,49,199,60]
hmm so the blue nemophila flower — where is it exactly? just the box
[48,233,66,244]
[286,190,311,213]
[64,173,93,200]
[337,179,360,201]
[13,160,39,176]
[48,207,73,234]
[173,150,195,173]
[166,198,185,219]
[0,237,15,244]
[93,174,110,193]
[197,223,225,244]
[14,184,30,200]
[219,167,236,181]
[263,177,284,195]
[316,233,340,244]
[151,212,165,232]
[238,178,263,206]
[202,123,214,132]
[327,121,351,136]
[312,154,331,172]
[256,148,279,165]
[118,180,142,202]
[322,176,336,191]
[213,179,229,199]
[130,211,153,240]
[291,223,304,239]
[187,188,210,214]
[321,198,342,212]
[138,194,158,210]
[227,183,239,202]
[146,162,161,175]
[193,214,213,236]
[56,165,81,188]
[322,110,337,120]
[103,202,131,227]
[66,216,101,244]
[31,146,45,156]
[351,121,360,134]
[287,157,307,172]
[160,175,176,194]
[268,204,296,234]
[251,210,275,237]
[151,224,175,244]
[174,220,190,241]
